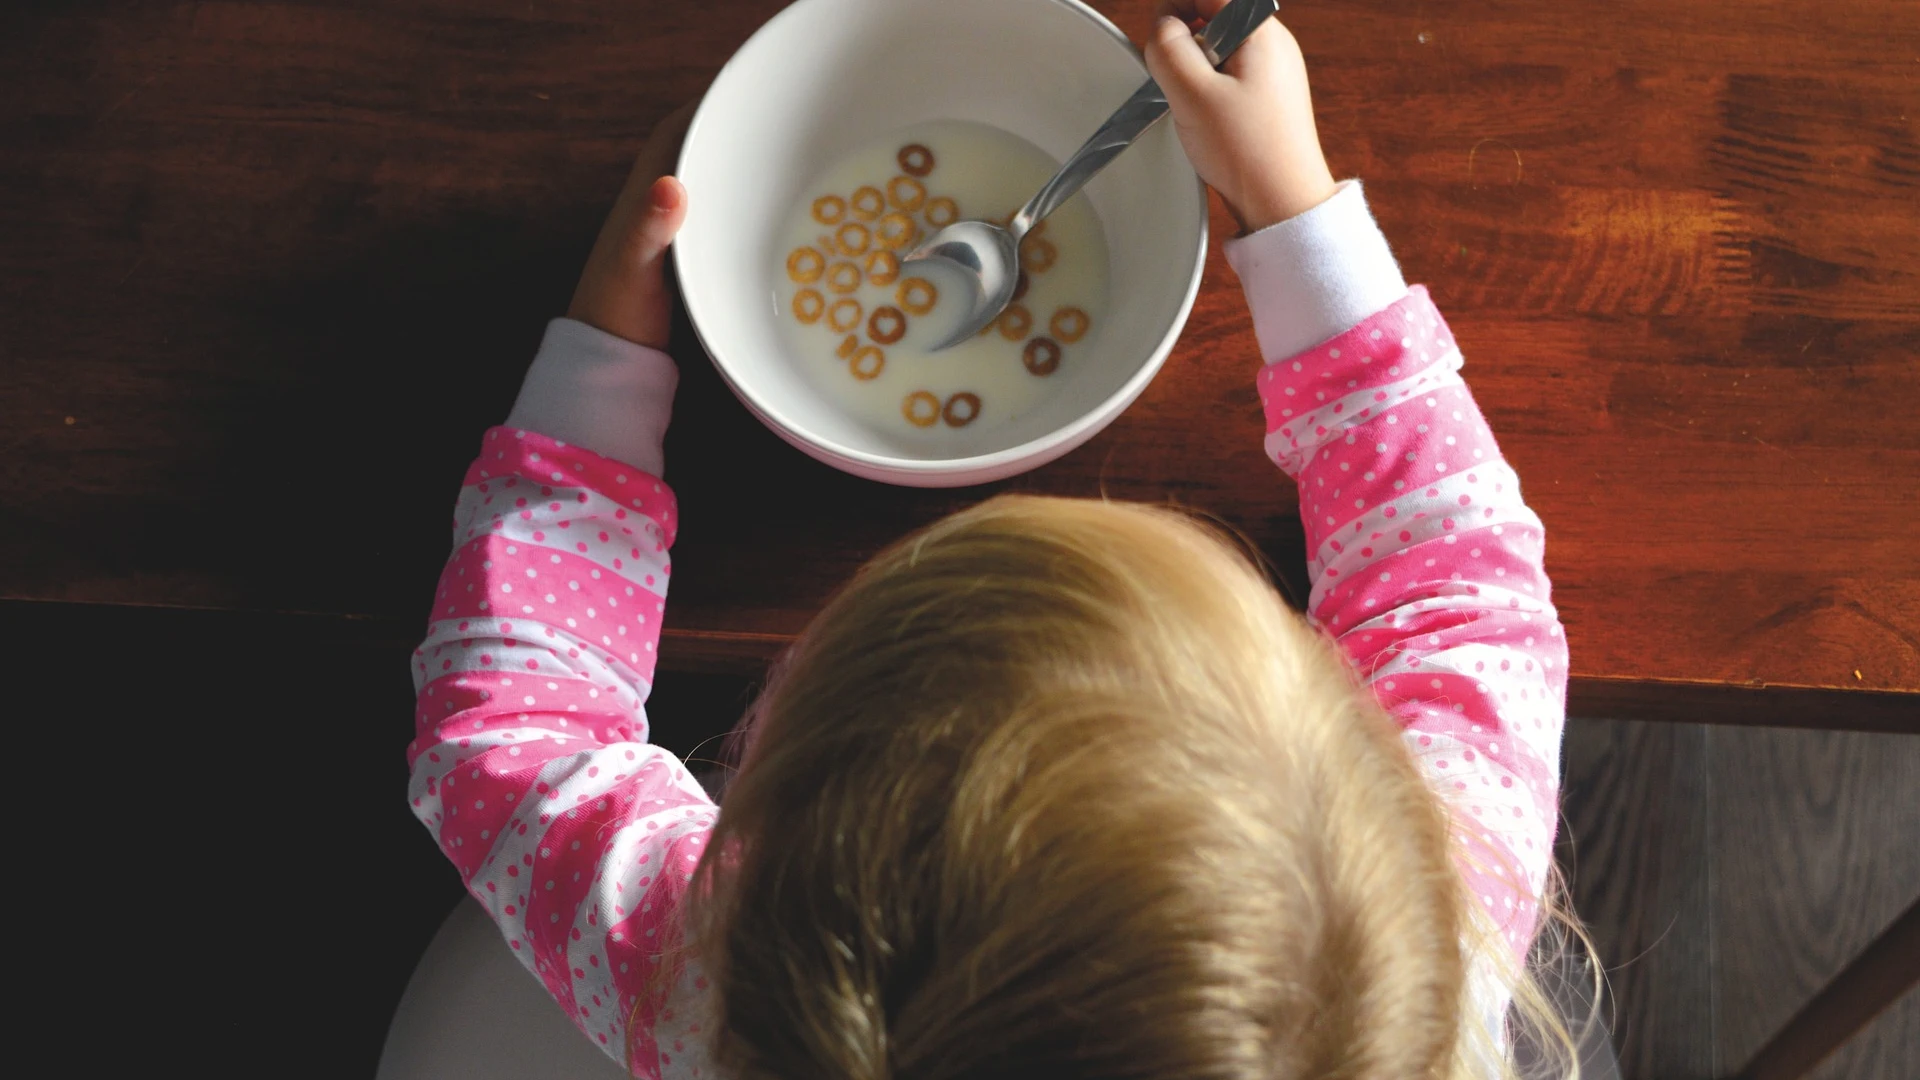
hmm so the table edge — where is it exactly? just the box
[5,599,1913,735]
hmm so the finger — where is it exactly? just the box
[628,101,699,190]
[1143,14,1221,113]
[1213,13,1284,82]
[602,101,697,239]
[626,175,689,267]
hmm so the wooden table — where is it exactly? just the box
[3,1,1916,1074]
[5,0,1914,730]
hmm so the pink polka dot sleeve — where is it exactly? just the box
[1254,287,1568,964]
[407,427,719,1079]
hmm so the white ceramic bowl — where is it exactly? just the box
[675,0,1208,487]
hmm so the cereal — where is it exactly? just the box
[811,195,846,225]
[996,303,1032,340]
[1022,336,1061,376]
[925,196,959,228]
[849,345,886,381]
[874,212,918,252]
[1021,233,1058,273]
[850,186,886,220]
[827,297,864,333]
[867,305,907,345]
[864,250,900,286]
[1050,306,1090,344]
[897,144,935,177]
[942,392,981,427]
[902,390,940,427]
[825,261,863,295]
[896,277,938,316]
[780,122,1110,437]
[887,176,927,213]
[835,222,872,257]
[786,247,825,284]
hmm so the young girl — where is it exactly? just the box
[405,5,1581,1077]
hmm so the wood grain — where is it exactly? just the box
[2,0,1917,722]
[1732,899,1920,1080]
[1709,726,1920,1079]
[1560,717,1716,1080]
[1560,719,1920,1080]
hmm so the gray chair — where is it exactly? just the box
[376,898,630,1080]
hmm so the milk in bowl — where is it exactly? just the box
[774,120,1110,452]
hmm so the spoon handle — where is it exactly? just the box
[1009,0,1278,238]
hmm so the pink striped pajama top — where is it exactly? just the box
[406,179,1569,1077]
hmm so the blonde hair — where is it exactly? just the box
[685,495,1589,1079]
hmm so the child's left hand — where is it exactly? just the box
[567,102,696,350]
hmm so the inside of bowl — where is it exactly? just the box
[677,0,1206,468]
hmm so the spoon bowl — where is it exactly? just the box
[903,220,1021,349]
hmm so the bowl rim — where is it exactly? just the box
[672,0,1210,479]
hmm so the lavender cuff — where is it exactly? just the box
[1223,179,1410,363]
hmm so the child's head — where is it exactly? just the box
[690,495,1514,1079]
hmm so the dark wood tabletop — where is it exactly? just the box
[4,0,1916,730]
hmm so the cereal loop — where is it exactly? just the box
[1050,306,1091,344]
[868,305,907,345]
[792,288,826,325]
[897,277,938,316]
[864,250,900,286]
[942,392,982,427]
[825,261,863,295]
[925,196,959,228]
[897,144,935,177]
[836,334,860,359]
[786,247,825,284]
[827,297,864,333]
[1021,234,1058,273]
[835,222,872,257]
[875,212,918,252]
[1023,336,1061,376]
[902,390,940,428]
[850,345,886,381]
[851,186,886,220]
[887,176,927,213]
[811,195,847,226]
[996,303,1033,341]
[1012,270,1031,302]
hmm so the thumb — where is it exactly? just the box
[571,174,689,348]
[1143,15,1219,115]
[624,175,689,267]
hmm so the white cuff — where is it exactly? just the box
[1222,179,1410,363]
[505,319,679,477]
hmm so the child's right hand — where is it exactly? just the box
[1144,0,1339,234]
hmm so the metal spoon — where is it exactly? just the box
[904,0,1278,350]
